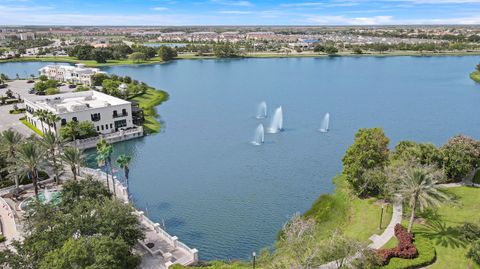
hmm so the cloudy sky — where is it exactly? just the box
[1,0,480,26]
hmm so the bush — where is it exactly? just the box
[457,223,480,243]
[0,234,6,243]
[468,240,480,265]
[382,235,436,269]
[9,108,26,114]
[378,224,418,265]
[45,87,59,95]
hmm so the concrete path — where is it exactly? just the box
[0,197,20,245]
[319,196,403,269]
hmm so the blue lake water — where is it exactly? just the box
[2,56,480,260]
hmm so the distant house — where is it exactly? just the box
[39,64,106,86]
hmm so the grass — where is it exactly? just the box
[0,56,165,67]
[473,170,480,184]
[470,71,480,83]
[396,186,480,269]
[304,175,392,243]
[20,117,43,137]
[130,88,169,133]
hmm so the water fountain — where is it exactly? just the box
[319,113,330,133]
[268,106,283,133]
[252,124,265,146]
[256,101,267,119]
[44,188,52,203]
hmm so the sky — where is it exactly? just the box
[1,0,480,26]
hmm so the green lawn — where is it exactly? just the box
[470,71,480,83]
[130,88,169,133]
[0,56,165,67]
[20,117,43,137]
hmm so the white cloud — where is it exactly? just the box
[218,10,253,14]
[305,15,393,25]
[151,6,168,11]
[210,0,253,7]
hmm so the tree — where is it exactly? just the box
[59,121,80,142]
[1,129,23,191]
[39,75,48,81]
[128,52,147,63]
[117,154,132,197]
[353,47,363,54]
[61,147,84,181]
[393,141,441,167]
[96,139,114,194]
[324,46,338,55]
[468,240,480,265]
[46,112,61,133]
[15,141,46,197]
[41,132,63,184]
[92,48,112,64]
[158,46,177,61]
[213,43,240,58]
[39,236,141,269]
[60,179,111,208]
[91,73,110,86]
[78,121,97,139]
[313,44,325,53]
[342,128,390,197]
[397,167,449,233]
[440,135,480,182]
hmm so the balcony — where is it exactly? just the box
[112,112,128,118]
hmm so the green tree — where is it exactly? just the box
[158,46,178,61]
[397,167,449,233]
[342,128,390,197]
[91,73,110,87]
[46,112,61,133]
[60,179,111,208]
[468,240,480,265]
[39,236,141,269]
[440,135,480,182]
[92,48,112,63]
[41,132,63,184]
[313,44,325,53]
[393,141,441,167]
[78,121,97,139]
[59,121,80,142]
[324,46,338,55]
[213,43,240,58]
[15,141,46,197]
[96,139,114,194]
[0,129,23,191]
[128,52,147,63]
[117,154,132,197]
[353,47,363,54]
[39,75,48,81]
[61,147,84,181]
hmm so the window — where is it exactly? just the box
[91,113,101,122]
[110,124,113,129]
[122,109,127,116]
[101,125,104,131]
[61,119,67,126]
[72,117,78,122]
[96,126,100,131]
[113,110,118,117]
[105,124,109,130]
[114,119,127,130]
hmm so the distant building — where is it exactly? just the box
[18,32,35,41]
[39,64,106,86]
[24,90,136,135]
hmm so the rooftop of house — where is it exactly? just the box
[25,90,130,114]
[39,64,104,75]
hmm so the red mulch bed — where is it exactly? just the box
[377,224,418,265]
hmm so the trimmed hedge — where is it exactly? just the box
[382,236,436,269]
[378,224,418,264]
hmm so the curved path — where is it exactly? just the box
[319,196,403,269]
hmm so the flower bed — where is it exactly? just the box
[377,224,418,265]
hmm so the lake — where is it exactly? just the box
[1,56,480,260]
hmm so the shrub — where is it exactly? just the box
[457,223,480,243]
[377,224,418,265]
[0,234,6,243]
[468,240,480,265]
[45,87,59,95]
[382,236,436,269]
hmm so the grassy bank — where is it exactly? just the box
[19,117,43,137]
[172,175,392,269]
[470,71,480,83]
[0,56,165,67]
[130,88,169,133]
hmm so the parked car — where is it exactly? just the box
[28,89,36,94]
[68,84,77,89]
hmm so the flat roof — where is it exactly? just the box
[25,90,130,115]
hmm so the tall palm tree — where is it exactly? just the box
[34,110,48,134]
[41,132,63,184]
[62,121,80,144]
[96,139,115,195]
[61,147,84,181]
[116,154,132,198]
[15,141,46,197]
[397,168,450,233]
[1,129,23,191]
[46,112,61,133]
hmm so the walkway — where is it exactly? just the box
[319,196,403,269]
[0,197,20,246]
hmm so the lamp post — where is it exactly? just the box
[379,204,385,229]
[252,251,256,269]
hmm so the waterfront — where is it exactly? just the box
[1,56,480,260]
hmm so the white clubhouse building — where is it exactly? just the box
[39,64,105,86]
[24,90,135,135]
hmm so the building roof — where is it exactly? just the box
[25,90,130,115]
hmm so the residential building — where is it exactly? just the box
[24,90,136,135]
[39,64,106,86]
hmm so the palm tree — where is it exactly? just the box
[96,139,115,195]
[61,147,84,181]
[1,129,23,191]
[397,168,450,233]
[41,132,63,184]
[46,112,61,133]
[62,121,80,144]
[116,154,132,198]
[34,110,48,134]
[15,142,46,197]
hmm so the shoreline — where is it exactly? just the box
[1,50,480,67]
